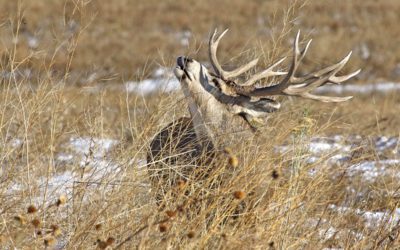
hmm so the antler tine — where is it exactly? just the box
[289,52,353,93]
[209,29,259,80]
[289,53,361,93]
[240,31,312,87]
[209,29,227,78]
[329,69,361,83]
[239,31,359,102]
[286,63,344,94]
[299,92,353,103]
[292,31,313,78]
[284,31,302,84]
[238,31,310,95]
[283,51,358,102]
[241,57,287,86]
[291,51,353,84]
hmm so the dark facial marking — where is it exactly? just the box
[183,69,192,81]
[212,79,222,90]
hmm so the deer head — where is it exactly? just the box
[173,29,360,143]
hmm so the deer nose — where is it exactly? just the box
[177,56,193,69]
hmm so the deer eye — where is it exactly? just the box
[212,79,221,90]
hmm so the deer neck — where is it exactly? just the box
[180,77,249,146]
[180,79,220,143]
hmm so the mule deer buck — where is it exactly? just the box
[147,30,360,202]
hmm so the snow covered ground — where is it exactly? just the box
[6,137,122,205]
[3,131,399,246]
[124,67,400,96]
[1,132,400,249]
[275,135,400,181]
[6,132,399,203]
[306,204,400,243]
[124,67,180,95]
[328,204,400,229]
[316,82,400,95]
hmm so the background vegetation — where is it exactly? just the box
[0,0,399,249]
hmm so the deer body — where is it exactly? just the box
[147,30,360,201]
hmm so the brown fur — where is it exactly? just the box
[147,117,215,202]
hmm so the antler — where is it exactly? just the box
[209,29,258,80]
[209,29,360,103]
[239,31,361,102]
[209,29,288,83]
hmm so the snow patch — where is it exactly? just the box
[316,82,400,95]
[276,135,400,181]
[125,78,180,95]
[174,30,192,46]
[38,171,75,200]
[275,136,350,156]
[308,141,350,155]
[9,137,121,204]
[56,153,74,162]
[67,137,118,158]
[347,159,400,181]
[329,204,400,228]
[124,67,180,95]
[10,138,23,148]
[319,226,338,240]
[375,136,399,154]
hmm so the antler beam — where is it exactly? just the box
[209,29,259,80]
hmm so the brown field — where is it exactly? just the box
[1,0,400,249]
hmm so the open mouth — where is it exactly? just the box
[176,56,193,81]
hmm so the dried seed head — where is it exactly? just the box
[224,147,238,167]
[272,170,279,179]
[106,237,115,245]
[95,223,102,230]
[177,180,186,190]
[97,240,108,249]
[304,117,316,127]
[166,210,177,218]
[228,155,239,168]
[31,218,41,228]
[53,228,62,237]
[233,191,246,200]
[159,223,168,233]
[44,237,56,247]
[0,234,5,244]
[177,205,185,213]
[27,205,37,214]
[223,147,233,155]
[51,225,61,237]
[56,195,67,206]
[14,215,26,225]
[187,231,195,239]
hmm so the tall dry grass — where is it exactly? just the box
[1,0,400,249]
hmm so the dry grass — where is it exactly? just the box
[1,0,400,249]
[1,0,400,81]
